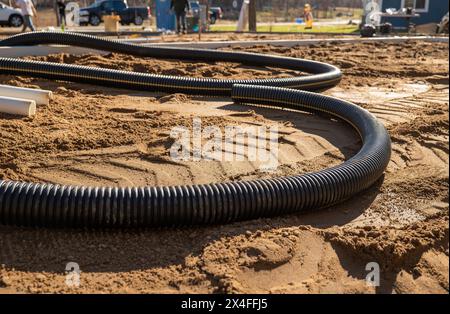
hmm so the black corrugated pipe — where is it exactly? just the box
[0,32,391,228]
[0,32,342,95]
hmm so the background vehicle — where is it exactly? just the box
[188,1,222,24]
[209,7,223,24]
[0,2,23,27]
[79,0,150,26]
[189,1,200,16]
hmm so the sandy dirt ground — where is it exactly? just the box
[0,29,356,41]
[0,39,448,294]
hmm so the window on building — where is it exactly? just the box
[415,0,427,10]
[401,0,429,12]
[404,0,414,7]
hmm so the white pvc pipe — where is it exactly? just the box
[0,96,36,117]
[0,84,52,105]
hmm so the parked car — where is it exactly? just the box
[189,1,200,16]
[188,1,222,24]
[79,0,150,26]
[0,2,23,27]
[209,7,223,24]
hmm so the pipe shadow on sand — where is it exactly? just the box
[0,178,383,274]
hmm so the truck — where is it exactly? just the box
[188,1,223,25]
[79,0,150,26]
[209,7,223,24]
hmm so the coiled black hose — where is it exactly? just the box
[0,32,341,95]
[0,32,391,228]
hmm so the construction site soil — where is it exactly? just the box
[0,39,448,293]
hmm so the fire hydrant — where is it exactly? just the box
[104,13,121,32]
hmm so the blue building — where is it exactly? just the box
[381,0,448,28]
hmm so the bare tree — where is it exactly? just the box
[249,0,256,31]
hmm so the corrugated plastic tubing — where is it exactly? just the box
[0,32,391,228]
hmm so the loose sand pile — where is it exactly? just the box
[0,40,448,293]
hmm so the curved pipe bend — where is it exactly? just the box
[0,32,390,228]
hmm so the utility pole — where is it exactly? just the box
[248,0,256,32]
[54,0,61,26]
[284,0,289,22]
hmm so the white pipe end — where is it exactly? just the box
[0,84,52,106]
[0,96,37,117]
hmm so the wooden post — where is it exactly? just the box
[284,0,289,22]
[54,0,61,27]
[198,0,209,41]
[249,0,256,32]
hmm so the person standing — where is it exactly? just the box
[303,4,314,29]
[15,0,37,32]
[57,0,66,27]
[170,0,190,34]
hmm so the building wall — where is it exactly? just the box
[381,0,448,28]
